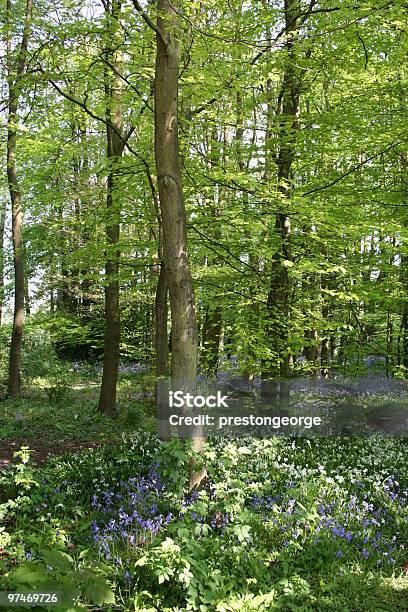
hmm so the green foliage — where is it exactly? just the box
[1,430,408,611]
[0,320,64,392]
[1,0,405,377]
[45,314,104,360]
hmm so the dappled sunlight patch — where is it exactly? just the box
[71,382,100,390]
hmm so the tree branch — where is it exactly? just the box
[47,76,147,162]
[131,0,168,50]
[302,136,408,197]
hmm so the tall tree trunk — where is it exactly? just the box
[400,153,408,369]
[0,203,5,325]
[24,245,30,316]
[154,0,202,488]
[201,127,223,376]
[7,106,25,396]
[236,91,259,381]
[98,0,123,417]
[77,122,93,319]
[320,316,330,379]
[6,0,33,397]
[262,0,300,399]
[400,244,408,366]
[55,203,72,313]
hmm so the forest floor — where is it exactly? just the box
[0,365,155,468]
[1,364,408,610]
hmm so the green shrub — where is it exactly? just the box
[0,319,62,387]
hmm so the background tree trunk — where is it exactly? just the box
[262,0,300,399]
[6,0,33,397]
[201,127,223,376]
[98,0,123,417]
[155,262,169,378]
[155,261,170,441]
[0,203,5,325]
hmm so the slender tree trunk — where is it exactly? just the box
[320,326,330,378]
[400,155,408,368]
[155,261,170,441]
[155,262,169,378]
[154,0,202,489]
[262,0,300,399]
[77,123,93,319]
[402,306,408,368]
[6,0,33,396]
[397,99,408,370]
[201,127,223,376]
[23,245,30,316]
[55,202,71,312]
[24,275,30,316]
[386,311,393,377]
[0,203,5,325]
[202,306,222,374]
[155,0,198,383]
[236,91,259,381]
[98,0,123,417]
[7,106,25,396]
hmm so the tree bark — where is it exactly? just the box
[154,0,202,488]
[400,245,408,368]
[6,0,33,396]
[98,0,123,417]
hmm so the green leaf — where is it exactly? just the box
[84,577,116,605]
[41,549,73,571]
[9,564,48,586]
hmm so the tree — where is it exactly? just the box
[263,0,301,388]
[0,199,5,325]
[98,0,124,417]
[5,0,33,396]
[149,0,203,487]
